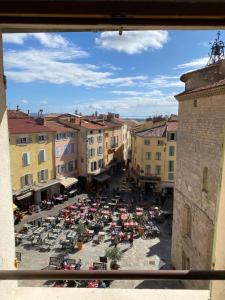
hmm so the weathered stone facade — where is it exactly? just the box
[171,60,225,289]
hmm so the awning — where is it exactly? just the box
[60,177,78,188]
[16,192,32,201]
[94,173,111,183]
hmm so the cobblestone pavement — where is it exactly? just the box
[15,171,184,289]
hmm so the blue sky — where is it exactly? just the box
[2,30,222,118]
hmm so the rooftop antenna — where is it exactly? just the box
[207,31,225,65]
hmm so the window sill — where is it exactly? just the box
[13,287,210,300]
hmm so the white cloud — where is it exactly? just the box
[4,47,147,88]
[110,89,163,97]
[75,92,177,116]
[3,33,69,48]
[176,56,208,70]
[20,99,28,103]
[95,31,169,54]
[149,75,184,88]
[40,100,48,104]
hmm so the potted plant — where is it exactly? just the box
[105,247,123,270]
[76,222,86,250]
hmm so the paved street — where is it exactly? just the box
[15,171,183,289]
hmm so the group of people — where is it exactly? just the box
[111,230,134,248]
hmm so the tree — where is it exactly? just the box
[105,247,123,270]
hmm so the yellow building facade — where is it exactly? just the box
[8,111,59,210]
[130,119,177,193]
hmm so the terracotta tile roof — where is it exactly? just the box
[8,118,54,134]
[80,121,106,130]
[176,78,225,97]
[136,124,167,138]
[46,121,77,133]
[166,121,178,132]
[8,110,29,119]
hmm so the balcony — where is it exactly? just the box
[111,143,118,149]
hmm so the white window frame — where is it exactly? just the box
[39,149,46,162]
[22,152,30,166]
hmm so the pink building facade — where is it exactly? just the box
[46,121,78,178]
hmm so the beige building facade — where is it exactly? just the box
[130,119,177,193]
[171,60,225,289]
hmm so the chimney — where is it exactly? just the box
[27,109,30,116]
[36,109,45,125]
[16,105,20,111]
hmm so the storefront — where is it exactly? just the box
[33,179,60,205]
[59,176,78,194]
[13,189,34,211]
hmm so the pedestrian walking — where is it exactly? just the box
[129,233,134,248]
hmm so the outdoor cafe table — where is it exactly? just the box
[101,210,110,215]
[136,211,143,216]
[136,207,143,212]
[121,213,128,220]
[88,281,99,288]
[68,205,77,210]
[33,227,45,235]
[110,222,116,227]
[55,196,64,202]
[90,208,97,212]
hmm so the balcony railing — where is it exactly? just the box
[0,270,225,281]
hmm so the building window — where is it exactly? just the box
[155,165,161,175]
[17,136,31,145]
[97,135,102,143]
[22,152,30,166]
[145,165,151,176]
[91,161,97,171]
[158,140,163,145]
[203,166,208,192]
[62,133,67,140]
[68,161,74,172]
[155,152,161,160]
[90,148,95,157]
[38,134,48,142]
[98,130,101,133]
[56,133,61,140]
[56,165,60,174]
[183,204,192,237]
[39,149,46,162]
[168,172,174,180]
[98,159,103,168]
[21,174,33,187]
[146,152,151,160]
[97,146,103,155]
[167,132,177,141]
[193,99,197,107]
[64,144,70,155]
[169,146,175,156]
[38,169,48,182]
[168,160,174,172]
[144,139,150,145]
[89,136,94,144]
[55,146,61,157]
[90,130,93,134]
[74,160,77,169]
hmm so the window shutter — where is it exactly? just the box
[45,135,49,141]
[45,169,48,180]
[16,138,20,145]
[27,152,30,165]
[43,149,46,161]
[28,174,33,185]
[36,135,39,142]
[21,176,25,188]
[22,153,27,166]
[38,171,41,183]
[28,137,32,143]
[167,133,170,141]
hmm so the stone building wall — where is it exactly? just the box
[171,73,225,289]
